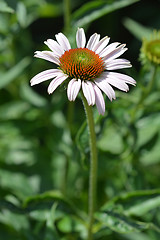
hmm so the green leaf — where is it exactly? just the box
[140,137,160,165]
[23,190,70,208]
[76,120,88,162]
[0,57,31,89]
[95,211,160,234]
[102,189,160,217]
[0,209,29,231]
[45,204,61,240]
[97,120,124,154]
[16,2,28,28]
[136,113,160,148]
[23,190,85,220]
[72,0,140,27]
[0,0,14,13]
[20,81,47,107]
[0,101,30,120]
[0,191,74,215]
[124,196,160,217]
[123,18,152,40]
[0,169,37,199]
[57,215,86,235]
[76,110,104,162]
[122,232,153,240]
[0,121,36,165]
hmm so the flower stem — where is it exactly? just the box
[63,0,71,32]
[81,93,98,240]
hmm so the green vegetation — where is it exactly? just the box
[0,0,160,239]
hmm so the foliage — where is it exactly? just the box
[0,0,160,239]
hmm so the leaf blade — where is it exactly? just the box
[72,0,140,27]
[123,18,152,40]
[0,57,31,89]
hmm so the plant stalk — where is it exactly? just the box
[81,93,98,240]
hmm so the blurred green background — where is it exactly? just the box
[1,0,160,239]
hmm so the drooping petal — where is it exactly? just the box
[55,33,71,51]
[99,42,120,58]
[92,83,105,115]
[105,58,132,70]
[48,74,68,94]
[44,39,64,56]
[67,79,81,101]
[103,44,128,63]
[82,81,95,106]
[86,33,100,50]
[107,72,136,85]
[95,77,116,101]
[30,69,64,86]
[34,51,60,65]
[76,28,86,48]
[105,75,129,92]
[93,36,110,54]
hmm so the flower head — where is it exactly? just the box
[31,28,136,115]
[140,30,160,65]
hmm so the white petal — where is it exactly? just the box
[105,58,132,70]
[92,83,105,115]
[34,51,60,65]
[48,74,68,94]
[107,72,136,85]
[105,75,129,92]
[30,69,64,86]
[67,79,81,101]
[99,42,120,58]
[82,81,95,106]
[44,39,64,56]
[93,36,110,54]
[103,44,128,63]
[86,33,100,50]
[76,28,86,48]
[95,77,116,101]
[55,33,71,51]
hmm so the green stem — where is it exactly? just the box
[63,0,71,32]
[81,93,98,240]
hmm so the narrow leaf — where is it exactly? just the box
[96,211,160,234]
[123,18,152,40]
[20,81,47,107]
[125,196,160,216]
[16,2,28,28]
[0,0,14,13]
[102,189,160,209]
[0,57,31,89]
[23,190,86,220]
[0,101,30,120]
[72,0,140,27]
[23,190,71,208]
[102,189,160,218]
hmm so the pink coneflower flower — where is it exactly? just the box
[31,28,136,115]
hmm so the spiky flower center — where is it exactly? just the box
[59,48,105,80]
